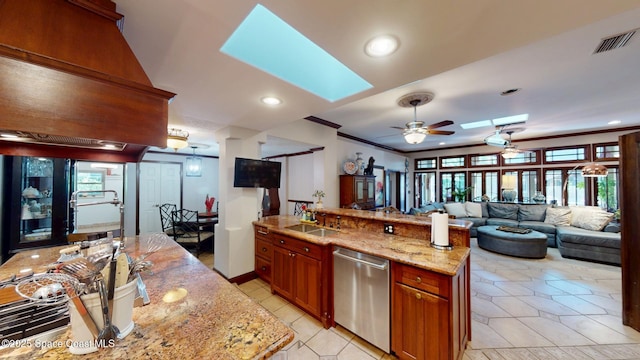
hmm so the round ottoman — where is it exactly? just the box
[477,225,547,259]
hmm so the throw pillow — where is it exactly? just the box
[464,202,483,218]
[544,207,572,226]
[570,206,614,231]
[518,204,548,222]
[443,202,467,218]
[487,203,519,220]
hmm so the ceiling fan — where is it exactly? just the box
[391,92,455,144]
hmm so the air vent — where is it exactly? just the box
[593,29,636,54]
[0,130,126,151]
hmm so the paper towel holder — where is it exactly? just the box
[430,243,453,250]
[430,209,453,250]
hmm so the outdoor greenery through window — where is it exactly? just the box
[77,170,105,197]
[598,167,619,211]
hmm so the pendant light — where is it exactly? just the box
[186,146,202,177]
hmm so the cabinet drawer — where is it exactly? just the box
[256,238,273,260]
[396,263,450,298]
[255,256,271,282]
[255,226,270,240]
[273,235,322,260]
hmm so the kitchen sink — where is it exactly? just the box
[285,224,321,232]
[285,224,338,237]
[307,228,338,237]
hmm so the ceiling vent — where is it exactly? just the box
[593,29,636,54]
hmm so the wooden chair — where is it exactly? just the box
[171,209,214,258]
[159,203,178,236]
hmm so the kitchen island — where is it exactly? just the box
[0,234,293,359]
[254,208,472,360]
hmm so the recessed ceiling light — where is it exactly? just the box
[439,142,446,146]
[0,133,18,138]
[103,144,117,149]
[364,35,399,57]
[608,120,621,125]
[261,96,282,105]
[500,88,521,96]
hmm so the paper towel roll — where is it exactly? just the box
[430,212,450,247]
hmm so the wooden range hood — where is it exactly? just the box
[0,0,175,162]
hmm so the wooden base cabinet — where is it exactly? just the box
[271,234,325,321]
[392,260,469,360]
[254,226,273,282]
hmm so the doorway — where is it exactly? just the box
[138,162,182,233]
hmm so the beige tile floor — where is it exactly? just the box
[199,239,640,359]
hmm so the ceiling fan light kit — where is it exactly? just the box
[395,92,455,145]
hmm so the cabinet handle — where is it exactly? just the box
[261,266,266,271]
[415,276,422,283]
[257,230,268,235]
[279,240,285,244]
[415,293,422,300]
[262,247,267,252]
[304,247,310,252]
[290,253,296,258]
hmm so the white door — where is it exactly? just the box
[139,162,182,233]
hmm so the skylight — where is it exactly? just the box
[460,114,529,129]
[220,4,372,102]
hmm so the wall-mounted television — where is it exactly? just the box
[233,157,282,188]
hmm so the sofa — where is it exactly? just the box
[409,202,621,265]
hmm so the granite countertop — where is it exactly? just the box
[0,235,293,359]
[254,213,470,276]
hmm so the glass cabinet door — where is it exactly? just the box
[20,157,55,243]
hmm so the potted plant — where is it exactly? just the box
[451,187,471,202]
[312,190,325,209]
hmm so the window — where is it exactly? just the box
[520,170,540,203]
[597,166,619,211]
[470,171,498,201]
[544,146,588,163]
[594,143,620,160]
[440,156,466,169]
[441,172,466,202]
[544,168,586,206]
[502,150,540,165]
[415,158,437,170]
[469,154,498,167]
[545,169,563,205]
[414,172,436,206]
[77,170,105,198]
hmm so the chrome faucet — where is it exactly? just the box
[70,190,125,249]
[321,213,326,227]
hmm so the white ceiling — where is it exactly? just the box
[114,1,640,157]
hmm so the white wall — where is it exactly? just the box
[141,152,219,212]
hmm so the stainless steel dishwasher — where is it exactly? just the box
[333,246,390,352]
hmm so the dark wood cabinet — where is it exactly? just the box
[254,226,273,282]
[339,175,376,209]
[271,234,323,319]
[392,260,469,360]
[2,156,70,261]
